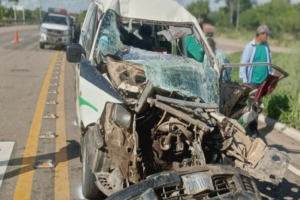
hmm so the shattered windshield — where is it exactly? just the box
[95,10,219,104]
[134,59,219,104]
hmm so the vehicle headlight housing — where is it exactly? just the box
[40,27,47,33]
[63,30,69,36]
[111,104,132,129]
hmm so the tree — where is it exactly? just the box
[75,10,87,23]
[238,0,300,39]
[4,7,13,19]
[215,0,256,13]
[0,0,19,5]
[186,0,209,22]
[0,5,5,19]
[215,0,256,28]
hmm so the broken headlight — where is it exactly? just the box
[111,104,132,129]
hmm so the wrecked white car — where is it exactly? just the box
[66,0,290,199]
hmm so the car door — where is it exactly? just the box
[76,4,123,128]
[75,2,98,127]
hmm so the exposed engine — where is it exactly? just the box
[88,57,291,196]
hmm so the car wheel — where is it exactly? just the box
[40,42,45,49]
[82,130,101,199]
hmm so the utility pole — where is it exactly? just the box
[230,0,233,24]
[39,0,42,21]
[235,0,240,31]
[23,6,25,24]
[14,3,17,24]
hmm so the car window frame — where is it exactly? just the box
[81,3,95,33]
[82,3,98,59]
[89,2,105,61]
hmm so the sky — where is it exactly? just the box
[2,0,300,13]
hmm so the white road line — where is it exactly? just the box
[288,164,300,177]
[0,142,15,188]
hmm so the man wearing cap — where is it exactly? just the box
[239,25,274,138]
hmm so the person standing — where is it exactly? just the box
[239,25,274,137]
[203,37,231,82]
[185,35,205,62]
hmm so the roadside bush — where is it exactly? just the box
[239,0,300,40]
[207,11,233,28]
[262,18,283,40]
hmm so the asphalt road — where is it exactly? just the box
[0,26,299,200]
[0,26,83,200]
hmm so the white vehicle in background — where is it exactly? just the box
[39,8,72,49]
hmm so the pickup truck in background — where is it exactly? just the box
[39,8,72,49]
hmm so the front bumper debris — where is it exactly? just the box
[106,165,261,200]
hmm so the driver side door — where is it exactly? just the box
[75,2,98,127]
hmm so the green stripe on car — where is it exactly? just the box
[79,96,98,112]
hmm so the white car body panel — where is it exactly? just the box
[79,77,122,127]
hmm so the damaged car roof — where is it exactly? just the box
[95,0,199,24]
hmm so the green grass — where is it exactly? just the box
[226,49,300,129]
[226,51,243,83]
[216,28,300,49]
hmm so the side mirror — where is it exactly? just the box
[66,43,86,63]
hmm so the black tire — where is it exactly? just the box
[82,130,101,199]
[40,42,45,49]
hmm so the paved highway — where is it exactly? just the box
[0,26,299,200]
[0,25,85,200]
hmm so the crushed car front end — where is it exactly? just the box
[107,165,261,200]
[66,0,291,199]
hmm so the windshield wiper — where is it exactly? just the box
[155,95,218,109]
